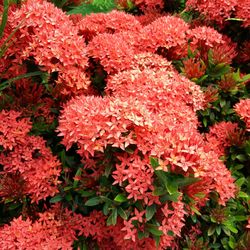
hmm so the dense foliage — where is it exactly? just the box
[0,0,249,249]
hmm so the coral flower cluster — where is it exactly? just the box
[1,0,247,249]
[186,0,250,27]
[0,110,61,203]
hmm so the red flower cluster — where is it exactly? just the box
[234,99,250,131]
[0,0,243,248]
[0,205,83,250]
[186,0,250,27]
[206,121,243,156]
[58,57,235,246]
[0,79,55,123]
[132,0,164,11]
[87,15,235,74]
[74,10,142,41]
[0,110,61,203]
[1,0,89,95]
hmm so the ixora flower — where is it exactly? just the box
[58,64,236,247]
[5,0,90,95]
[0,205,84,250]
[75,10,142,41]
[0,110,61,203]
[133,0,164,11]
[234,99,250,131]
[186,0,238,24]
[205,121,243,156]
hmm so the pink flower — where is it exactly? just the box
[0,206,84,250]
[0,110,61,203]
[0,110,31,150]
[76,10,142,41]
[234,99,250,131]
[141,16,189,53]
[133,0,164,11]
[88,32,136,74]
[235,0,250,27]
[7,0,89,95]
[186,0,238,25]
[206,121,243,156]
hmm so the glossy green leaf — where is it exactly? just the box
[235,177,245,187]
[79,190,96,197]
[118,207,128,220]
[150,157,159,168]
[237,191,249,199]
[107,208,118,226]
[208,225,216,236]
[73,168,82,188]
[114,194,127,203]
[85,197,102,206]
[146,224,163,236]
[50,195,63,203]
[146,204,157,221]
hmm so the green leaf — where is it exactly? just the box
[220,99,226,108]
[79,190,96,197]
[196,74,208,84]
[223,221,238,233]
[208,225,216,236]
[194,192,206,198]
[160,192,182,202]
[100,196,113,203]
[150,157,159,168]
[63,186,72,191]
[234,215,247,221]
[208,63,230,78]
[146,204,157,221]
[50,195,63,203]
[68,0,116,16]
[222,226,231,236]
[0,21,23,58]
[117,207,128,220]
[236,154,247,162]
[153,170,178,195]
[107,208,118,226]
[85,197,102,206]
[216,226,221,235]
[239,73,250,83]
[0,71,48,91]
[52,0,67,8]
[114,194,127,203]
[103,201,111,216]
[190,206,201,216]
[73,168,82,188]
[9,202,21,210]
[104,163,113,177]
[235,177,245,187]
[176,176,200,187]
[152,186,166,196]
[65,193,73,201]
[0,0,9,39]
[203,117,207,127]
[138,230,149,240]
[153,235,161,247]
[146,224,163,236]
[165,179,178,195]
[237,191,249,199]
[228,237,236,249]
[210,243,221,249]
[226,18,243,21]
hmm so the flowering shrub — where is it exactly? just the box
[0,0,250,249]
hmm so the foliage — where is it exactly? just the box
[0,0,250,249]
[67,0,116,15]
